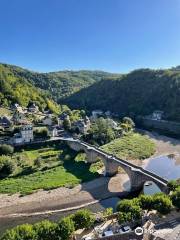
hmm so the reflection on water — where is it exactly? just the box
[145,155,180,180]
[143,155,180,195]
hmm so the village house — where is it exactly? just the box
[12,111,28,125]
[105,110,111,117]
[0,116,12,128]
[12,103,23,113]
[91,110,103,119]
[48,126,58,137]
[28,102,39,113]
[107,118,118,129]
[73,116,91,134]
[58,113,70,127]
[13,125,34,144]
[42,115,53,126]
[151,110,164,120]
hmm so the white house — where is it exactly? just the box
[91,110,103,119]
[20,125,34,142]
[48,126,58,137]
[152,111,164,120]
[43,115,53,126]
[13,125,33,144]
[28,103,39,113]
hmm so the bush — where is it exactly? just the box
[118,212,132,224]
[152,194,172,215]
[103,207,113,218]
[116,199,136,212]
[56,217,75,240]
[33,220,58,240]
[171,187,180,209]
[168,180,179,191]
[0,144,14,155]
[139,195,153,210]
[0,157,16,177]
[116,199,142,223]
[1,224,35,240]
[72,209,95,230]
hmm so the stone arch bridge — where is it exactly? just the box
[61,138,169,194]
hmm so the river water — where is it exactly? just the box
[143,155,180,194]
[94,154,180,211]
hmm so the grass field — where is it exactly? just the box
[0,142,99,195]
[101,133,155,160]
[0,107,12,116]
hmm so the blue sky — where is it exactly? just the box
[0,0,180,73]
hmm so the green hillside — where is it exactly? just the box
[1,63,119,101]
[0,64,60,113]
[63,69,180,122]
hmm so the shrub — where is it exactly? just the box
[168,180,179,191]
[0,157,16,177]
[1,224,35,240]
[139,195,153,210]
[34,157,42,168]
[152,194,172,215]
[116,199,135,212]
[118,212,132,224]
[0,144,14,155]
[171,187,180,209]
[72,209,95,230]
[33,220,58,240]
[103,207,113,218]
[56,217,75,240]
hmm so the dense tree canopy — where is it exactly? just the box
[64,69,180,122]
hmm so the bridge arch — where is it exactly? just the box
[65,139,169,194]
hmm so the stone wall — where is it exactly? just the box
[93,232,142,240]
[136,117,180,137]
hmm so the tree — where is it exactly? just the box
[63,118,71,130]
[139,195,153,210]
[118,212,132,225]
[168,180,179,191]
[33,128,49,139]
[85,117,116,145]
[33,220,58,240]
[0,157,16,178]
[0,144,14,155]
[56,217,75,240]
[171,187,180,209]
[103,208,113,218]
[72,209,95,230]
[116,199,135,212]
[116,199,142,222]
[152,194,172,215]
[1,224,35,240]
[120,117,135,133]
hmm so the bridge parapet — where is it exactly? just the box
[64,138,169,194]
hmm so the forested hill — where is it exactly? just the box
[0,63,119,102]
[63,69,180,122]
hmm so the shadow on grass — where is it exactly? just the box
[63,158,99,183]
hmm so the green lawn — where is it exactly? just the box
[101,133,155,160]
[0,142,99,195]
[0,107,12,116]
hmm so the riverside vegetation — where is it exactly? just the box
[0,130,155,195]
[1,180,180,240]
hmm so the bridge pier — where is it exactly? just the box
[104,157,119,177]
[65,139,169,194]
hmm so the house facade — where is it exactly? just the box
[43,115,53,126]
